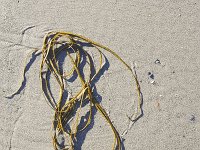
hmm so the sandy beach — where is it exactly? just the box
[1,0,200,149]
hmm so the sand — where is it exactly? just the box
[1,0,200,149]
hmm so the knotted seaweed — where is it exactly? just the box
[9,31,142,150]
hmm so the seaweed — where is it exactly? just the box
[8,31,142,150]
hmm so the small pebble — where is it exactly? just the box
[190,115,195,122]
[154,59,161,64]
[150,80,155,84]
[148,72,154,79]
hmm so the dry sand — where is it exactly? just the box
[1,0,200,150]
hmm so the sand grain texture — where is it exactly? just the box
[1,0,200,150]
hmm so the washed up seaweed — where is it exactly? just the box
[8,31,142,150]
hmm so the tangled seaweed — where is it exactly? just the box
[9,31,142,150]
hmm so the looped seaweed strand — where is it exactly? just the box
[9,31,142,150]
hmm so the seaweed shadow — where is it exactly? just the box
[6,50,41,99]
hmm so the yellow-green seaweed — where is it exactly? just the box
[9,31,142,150]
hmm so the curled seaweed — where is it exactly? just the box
[9,31,142,150]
